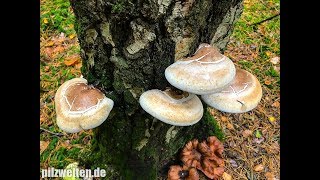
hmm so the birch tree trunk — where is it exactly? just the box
[69,0,243,179]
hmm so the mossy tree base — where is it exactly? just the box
[80,108,224,179]
[70,0,243,179]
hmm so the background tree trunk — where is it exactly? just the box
[69,0,243,179]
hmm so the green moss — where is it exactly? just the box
[111,0,126,13]
[203,108,225,141]
[124,90,136,104]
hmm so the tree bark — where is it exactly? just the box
[69,0,243,179]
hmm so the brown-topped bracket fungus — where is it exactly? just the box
[180,136,225,180]
[139,88,203,126]
[165,43,236,95]
[201,68,262,113]
[55,77,114,133]
[167,165,199,180]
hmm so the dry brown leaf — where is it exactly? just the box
[265,172,276,180]
[60,140,72,150]
[227,123,234,130]
[40,141,49,154]
[254,164,264,172]
[40,116,46,124]
[221,116,228,122]
[53,46,65,53]
[64,55,80,66]
[242,129,253,138]
[45,41,54,47]
[264,80,272,85]
[75,62,82,69]
[229,159,238,167]
[64,59,78,66]
[272,101,280,108]
[44,66,50,72]
[222,172,232,180]
[270,57,280,64]
[44,47,54,57]
[253,137,265,144]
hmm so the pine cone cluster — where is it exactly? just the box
[167,136,224,180]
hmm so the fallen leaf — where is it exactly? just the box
[43,18,49,24]
[53,46,65,53]
[265,51,272,57]
[64,59,78,66]
[265,172,276,180]
[60,140,72,149]
[227,123,234,130]
[44,47,54,58]
[69,34,76,39]
[64,55,80,66]
[222,172,232,180]
[48,46,65,58]
[229,159,238,168]
[264,80,272,85]
[45,41,55,47]
[44,66,50,72]
[221,116,228,122]
[75,62,82,69]
[255,130,262,138]
[242,129,253,138]
[40,115,46,123]
[272,101,280,108]
[254,164,264,172]
[268,116,276,122]
[40,141,49,154]
[270,56,280,64]
[253,137,265,144]
[258,26,266,35]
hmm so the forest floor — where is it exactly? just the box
[40,0,280,179]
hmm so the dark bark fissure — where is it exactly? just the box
[70,0,243,179]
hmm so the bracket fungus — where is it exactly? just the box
[180,136,225,180]
[55,78,114,133]
[165,43,236,95]
[139,88,203,126]
[168,165,199,180]
[202,68,262,113]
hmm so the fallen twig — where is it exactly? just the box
[40,127,64,137]
[250,12,280,26]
